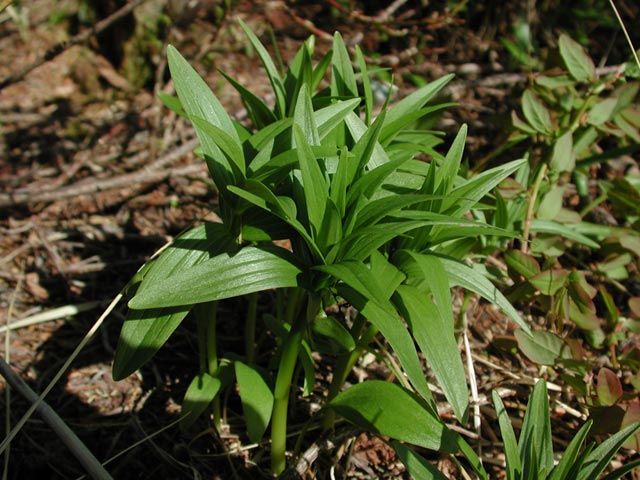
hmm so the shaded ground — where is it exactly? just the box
[0,1,639,478]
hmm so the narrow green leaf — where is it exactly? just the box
[548,421,592,480]
[346,108,389,185]
[314,98,361,140]
[370,251,406,299]
[347,157,412,206]
[293,123,328,238]
[167,46,239,191]
[382,74,454,141]
[355,45,373,125]
[519,379,554,478]
[559,34,596,83]
[317,262,432,403]
[522,89,554,135]
[293,84,321,146]
[395,285,468,423]
[436,125,467,195]
[398,252,453,331]
[311,315,355,354]
[577,420,640,480]
[157,93,185,116]
[228,182,324,262]
[235,361,274,443]
[443,159,527,218]
[330,381,457,453]
[331,31,358,98]
[129,246,302,309]
[113,223,235,380]
[190,116,245,177]
[392,441,448,480]
[345,111,391,170]
[492,390,522,480]
[439,257,530,333]
[238,19,286,117]
[219,69,276,128]
[599,457,640,480]
[530,220,600,248]
[515,329,570,365]
[113,306,191,380]
[181,373,222,429]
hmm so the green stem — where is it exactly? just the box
[195,302,220,430]
[245,293,258,364]
[323,315,377,431]
[271,291,319,475]
[522,162,547,254]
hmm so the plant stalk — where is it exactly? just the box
[195,302,221,429]
[271,291,319,475]
[522,162,547,254]
[245,293,258,364]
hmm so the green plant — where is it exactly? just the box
[111,21,529,476]
[492,379,640,480]
[479,32,640,454]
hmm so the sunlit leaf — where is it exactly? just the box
[596,367,623,407]
[129,246,302,309]
[519,379,553,478]
[235,361,274,443]
[559,34,596,83]
[330,381,457,452]
[528,269,570,295]
[181,373,221,429]
[395,285,468,423]
[492,391,522,480]
[392,441,448,480]
[515,329,570,365]
[522,89,554,135]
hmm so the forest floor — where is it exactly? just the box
[0,1,638,478]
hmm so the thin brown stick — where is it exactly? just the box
[0,138,200,208]
[0,0,146,91]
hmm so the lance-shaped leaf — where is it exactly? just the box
[113,223,235,380]
[381,74,454,145]
[238,18,287,117]
[394,285,469,423]
[167,46,241,191]
[522,89,554,135]
[439,256,530,334]
[181,373,222,429]
[392,441,448,480]
[559,34,595,83]
[576,420,640,480]
[235,361,274,443]
[518,380,554,478]
[129,246,303,309]
[492,390,522,480]
[316,261,433,404]
[330,381,457,453]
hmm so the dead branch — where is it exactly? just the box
[0,0,146,91]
